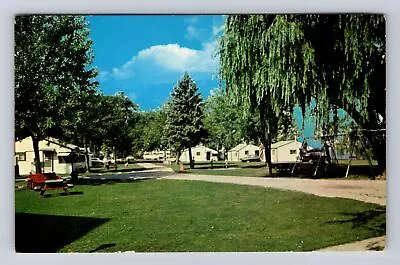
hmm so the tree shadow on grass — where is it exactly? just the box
[89,243,116,253]
[324,206,386,235]
[75,178,144,186]
[90,167,149,174]
[15,213,111,253]
[74,176,171,187]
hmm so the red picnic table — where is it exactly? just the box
[26,173,73,197]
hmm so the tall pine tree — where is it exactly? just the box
[163,73,206,169]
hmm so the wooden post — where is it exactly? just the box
[345,158,352,178]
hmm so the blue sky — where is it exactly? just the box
[87,15,323,146]
[87,15,224,110]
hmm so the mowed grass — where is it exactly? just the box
[168,160,377,179]
[15,179,385,253]
[169,161,273,177]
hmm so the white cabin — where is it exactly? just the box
[227,143,260,162]
[15,137,88,175]
[270,140,302,163]
[179,145,219,162]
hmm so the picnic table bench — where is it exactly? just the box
[26,173,73,197]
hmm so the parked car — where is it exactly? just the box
[125,156,135,164]
[91,158,103,167]
[241,155,261,162]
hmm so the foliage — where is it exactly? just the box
[163,73,207,166]
[99,92,138,159]
[219,14,385,174]
[130,109,167,157]
[204,88,299,153]
[204,88,258,152]
[15,15,98,173]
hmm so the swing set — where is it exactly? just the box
[292,128,384,178]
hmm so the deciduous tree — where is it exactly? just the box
[219,14,385,175]
[15,15,98,173]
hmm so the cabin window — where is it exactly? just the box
[255,150,259,156]
[43,151,53,160]
[58,156,70,164]
[290,149,297,154]
[16,152,26,161]
[196,152,201,156]
[245,150,249,155]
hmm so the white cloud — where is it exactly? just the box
[98,70,109,81]
[184,16,209,41]
[110,57,137,79]
[100,42,218,81]
[212,23,224,36]
[185,25,199,40]
[98,16,225,84]
[138,43,217,73]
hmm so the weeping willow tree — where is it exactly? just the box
[219,14,385,175]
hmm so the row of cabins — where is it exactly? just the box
[173,140,303,164]
[14,136,307,175]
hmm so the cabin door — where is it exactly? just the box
[206,151,211,161]
[42,151,54,173]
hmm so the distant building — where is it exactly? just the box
[143,150,172,160]
[179,145,219,162]
[15,137,88,175]
[227,143,260,162]
[270,140,302,164]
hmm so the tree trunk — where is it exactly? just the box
[259,98,273,175]
[84,140,91,173]
[70,151,75,175]
[374,141,386,176]
[114,148,117,171]
[188,147,194,169]
[344,104,386,177]
[323,140,332,165]
[31,135,42,174]
[176,150,181,165]
[363,130,386,177]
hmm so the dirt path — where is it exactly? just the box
[317,236,385,251]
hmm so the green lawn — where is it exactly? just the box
[168,161,376,179]
[169,161,273,177]
[15,179,385,252]
[179,167,272,177]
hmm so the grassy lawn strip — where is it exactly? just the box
[168,162,273,177]
[181,167,272,177]
[168,161,374,179]
[15,179,385,252]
